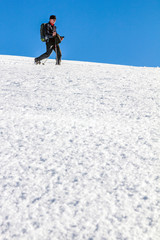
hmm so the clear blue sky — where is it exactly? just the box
[0,0,160,67]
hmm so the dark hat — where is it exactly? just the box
[50,15,56,20]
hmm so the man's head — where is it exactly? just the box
[50,15,56,25]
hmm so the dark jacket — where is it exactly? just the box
[45,22,62,44]
[45,22,57,41]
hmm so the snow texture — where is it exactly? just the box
[0,55,160,240]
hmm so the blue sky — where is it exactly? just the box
[0,0,160,67]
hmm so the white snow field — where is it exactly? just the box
[0,55,160,240]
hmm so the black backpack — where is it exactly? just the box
[40,23,46,42]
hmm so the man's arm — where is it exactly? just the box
[45,24,57,40]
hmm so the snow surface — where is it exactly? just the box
[0,55,160,240]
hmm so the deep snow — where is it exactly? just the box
[0,55,160,240]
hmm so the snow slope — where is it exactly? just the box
[0,55,160,240]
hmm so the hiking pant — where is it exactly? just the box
[36,39,62,62]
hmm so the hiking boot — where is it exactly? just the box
[56,59,61,65]
[34,58,41,65]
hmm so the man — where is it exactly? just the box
[35,15,64,65]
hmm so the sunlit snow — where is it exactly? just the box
[0,55,160,240]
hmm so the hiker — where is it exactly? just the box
[35,15,64,65]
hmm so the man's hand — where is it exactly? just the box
[60,37,64,41]
[53,32,56,37]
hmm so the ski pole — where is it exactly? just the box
[55,37,58,65]
[42,58,48,65]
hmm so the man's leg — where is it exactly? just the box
[53,44,62,65]
[35,42,53,63]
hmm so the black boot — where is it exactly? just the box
[34,58,41,65]
[56,58,61,65]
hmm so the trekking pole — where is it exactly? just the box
[42,58,48,65]
[55,37,58,65]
